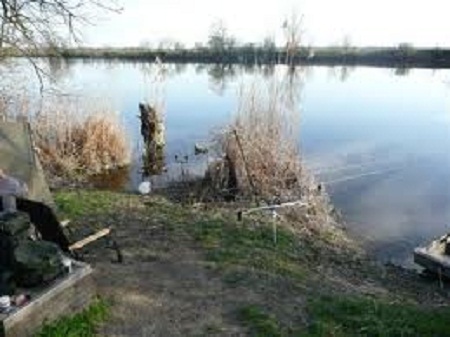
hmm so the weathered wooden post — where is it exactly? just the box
[138,102,165,176]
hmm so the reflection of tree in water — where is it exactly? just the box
[394,67,411,76]
[327,65,355,82]
[173,63,188,75]
[138,62,166,81]
[195,63,207,74]
[338,66,355,82]
[207,64,237,95]
[46,57,72,84]
[136,62,167,112]
[282,66,306,110]
[242,64,257,75]
[137,62,188,81]
[261,64,276,79]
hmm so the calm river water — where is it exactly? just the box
[17,60,450,265]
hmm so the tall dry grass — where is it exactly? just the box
[216,79,304,203]
[0,94,130,182]
[209,77,341,234]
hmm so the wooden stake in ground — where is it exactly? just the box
[232,129,259,206]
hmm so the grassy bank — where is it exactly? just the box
[36,189,450,336]
[26,46,450,69]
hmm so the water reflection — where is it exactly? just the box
[46,57,73,84]
[261,64,276,78]
[195,63,207,74]
[207,64,237,95]
[282,66,305,108]
[326,65,356,82]
[393,66,411,76]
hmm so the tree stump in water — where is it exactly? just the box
[138,103,165,176]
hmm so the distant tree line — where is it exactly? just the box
[3,11,450,69]
[55,16,450,68]
[49,45,450,69]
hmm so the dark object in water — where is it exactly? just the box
[138,103,165,176]
[139,102,158,145]
[194,143,208,155]
[414,233,450,278]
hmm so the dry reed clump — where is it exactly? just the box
[35,100,131,180]
[208,79,340,233]
[214,80,305,203]
[1,94,130,182]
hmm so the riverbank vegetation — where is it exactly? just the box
[0,95,130,186]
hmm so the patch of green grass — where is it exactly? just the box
[238,305,284,337]
[190,216,307,281]
[54,190,128,218]
[306,295,450,337]
[145,197,190,224]
[239,297,450,337]
[35,298,109,337]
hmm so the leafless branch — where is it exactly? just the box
[0,0,121,93]
[282,10,305,66]
[0,0,122,51]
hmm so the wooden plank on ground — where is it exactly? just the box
[69,228,111,251]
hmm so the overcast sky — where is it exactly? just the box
[82,0,450,48]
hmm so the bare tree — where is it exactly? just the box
[0,0,121,52]
[262,35,276,63]
[0,0,121,91]
[208,20,235,53]
[282,11,304,66]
